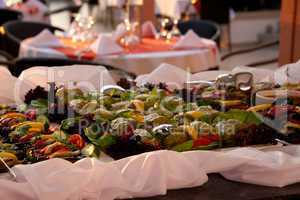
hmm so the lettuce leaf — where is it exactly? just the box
[214,109,262,125]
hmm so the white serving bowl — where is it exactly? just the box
[255,89,300,105]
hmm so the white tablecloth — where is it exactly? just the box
[19,44,220,75]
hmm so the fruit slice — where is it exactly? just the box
[247,104,272,112]
[0,152,18,169]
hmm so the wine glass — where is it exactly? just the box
[119,0,141,47]
[157,17,170,40]
[69,14,96,43]
[167,18,180,41]
[68,14,96,59]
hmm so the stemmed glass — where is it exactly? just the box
[157,17,181,42]
[119,0,141,48]
[168,18,181,41]
[68,14,96,59]
[157,17,170,40]
[68,14,96,43]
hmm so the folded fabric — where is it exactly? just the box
[274,60,300,85]
[15,0,49,22]
[18,65,116,92]
[221,146,300,187]
[90,35,123,55]
[173,30,216,50]
[112,23,127,41]
[191,70,230,82]
[24,0,48,13]
[135,63,191,90]
[142,21,157,38]
[22,29,63,48]
[0,69,33,104]
[232,66,274,83]
[7,145,300,200]
[0,66,12,76]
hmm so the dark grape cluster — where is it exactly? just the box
[117,78,135,90]
[106,138,157,160]
[0,126,11,142]
[234,124,276,146]
[24,86,48,104]
[144,83,155,91]
[174,88,197,103]
[48,104,76,123]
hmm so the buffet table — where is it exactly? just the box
[0,62,300,200]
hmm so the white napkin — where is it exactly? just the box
[173,30,217,50]
[6,145,300,200]
[135,63,278,88]
[90,35,123,56]
[0,75,17,104]
[232,66,275,83]
[18,0,49,22]
[191,70,230,81]
[112,23,127,41]
[0,68,33,104]
[142,21,157,38]
[0,66,11,76]
[274,60,300,85]
[18,65,116,92]
[221,146,300,187]
[22,29,63,48]
[0,179,36,200]
[135,63,191,90]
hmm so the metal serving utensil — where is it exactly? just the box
[184,72,254,92]
[152,124,173,136]
[0,157,17,181]
[275,139,292,146]
[234,72,253,92]
[100,85,126,94]
[184,80,215,89]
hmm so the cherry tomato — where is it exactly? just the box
[206,134,220,142]
[25,109,37,121]
[193,134,220,148]
[193,137,212,147]
[68,134,85,149]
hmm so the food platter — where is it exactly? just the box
[0,73,299,171]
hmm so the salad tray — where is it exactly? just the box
[0,75,299,170]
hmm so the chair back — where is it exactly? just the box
[2,21,63,57]
[0,9,23,51]
[178,20,220,42]
[0,9,23,26]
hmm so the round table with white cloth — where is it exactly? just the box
[19,44,220,75]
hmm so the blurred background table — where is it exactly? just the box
[19,36,219,75]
